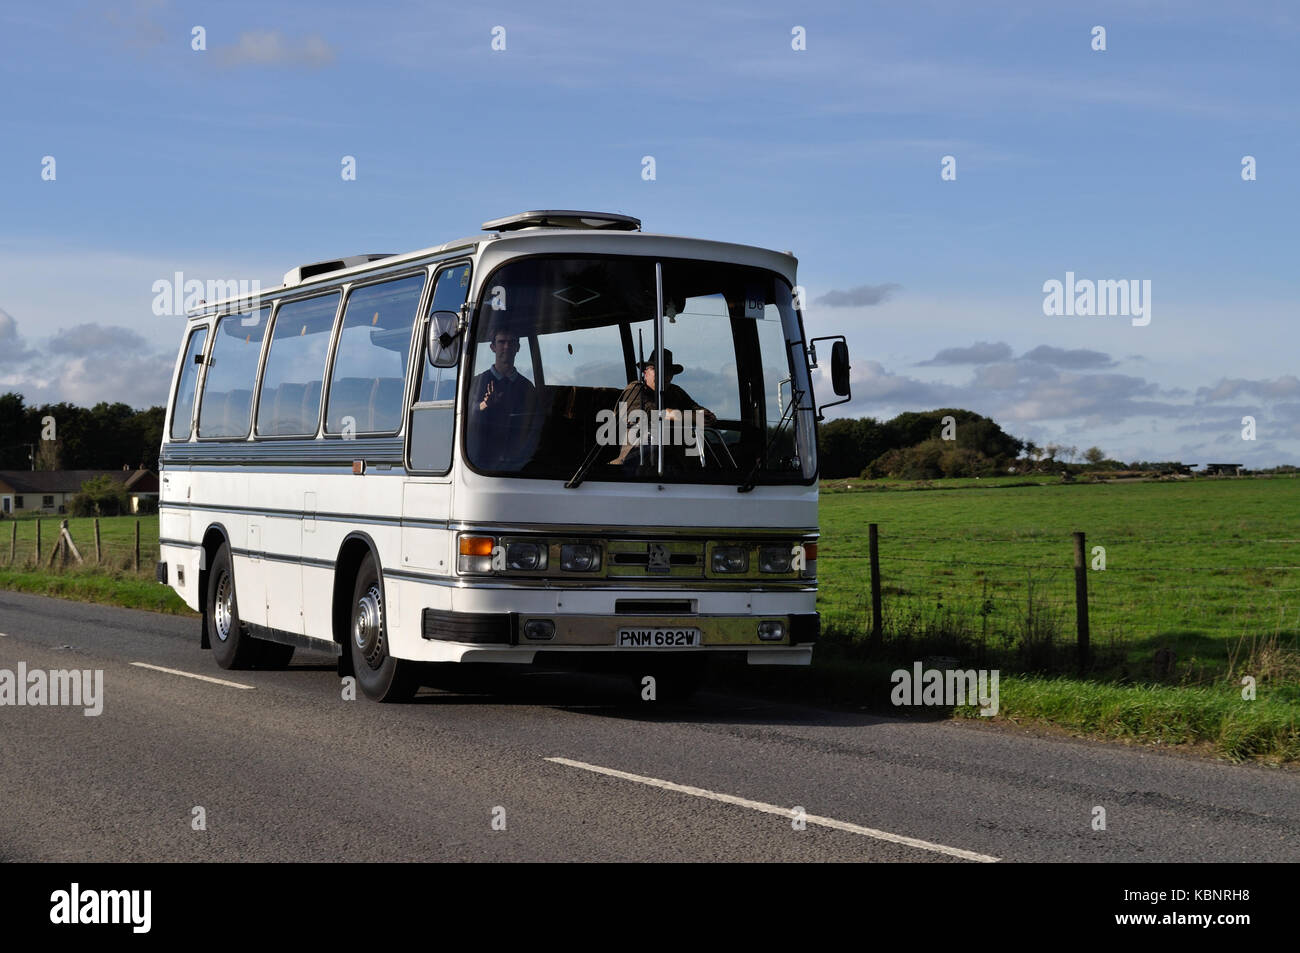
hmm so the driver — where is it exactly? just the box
[611,348,716,467]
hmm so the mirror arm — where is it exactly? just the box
[808,334,852,419]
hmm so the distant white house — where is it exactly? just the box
[0,469,159,516]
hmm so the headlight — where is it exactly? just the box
[712,546,748,573]
[757,620,785,641]
[560,543,601,572]
[507,542,546,571]
[758,545,793,573]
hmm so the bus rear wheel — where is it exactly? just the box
[349,553,419,702]
[207,543,296,669]
[208,543,258,670]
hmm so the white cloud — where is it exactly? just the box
[0,311,173,409]
[825,339,1300,466]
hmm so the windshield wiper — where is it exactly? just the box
[738,386,802,493]
[565,441,606,489]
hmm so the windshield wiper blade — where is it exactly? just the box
[738,387,802,493]
[565,441,606,489]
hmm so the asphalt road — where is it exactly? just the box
[1,590,1296,862]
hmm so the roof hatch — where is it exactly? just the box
[283,253,395,287]
[481,210,641,232]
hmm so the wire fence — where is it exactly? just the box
[1,515,151,573]
[818,525,1300,678]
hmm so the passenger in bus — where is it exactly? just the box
[612,349,716,468]
[468,321,538,469]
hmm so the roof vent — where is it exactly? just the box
[283,253,394,287]
[481,210,641,233]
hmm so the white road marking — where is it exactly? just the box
[546,756,1000,863]
[130,662,255,690]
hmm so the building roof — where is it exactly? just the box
[0,469,156,494]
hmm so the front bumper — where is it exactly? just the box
[422,608,818,647]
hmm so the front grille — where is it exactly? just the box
[611,553,698,566]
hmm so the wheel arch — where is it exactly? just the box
[333,531,385,678]
[198,523,232,649]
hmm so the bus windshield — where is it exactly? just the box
[462,255,816,485]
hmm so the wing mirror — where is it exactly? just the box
[427,311,462,368]
[808,335,852,418]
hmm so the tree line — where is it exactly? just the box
[0,393,164,471]
[816,408,1029,479]
[813,408,1153,480]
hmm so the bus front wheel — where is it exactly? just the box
[348,553,419,702]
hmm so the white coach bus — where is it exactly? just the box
[157,211,851,701]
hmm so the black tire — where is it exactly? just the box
[207,543,259,670]
[348,552,419,702]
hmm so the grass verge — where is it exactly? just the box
[0,568,196,616]
[715,648,1298,764]
[953,676,1299,764]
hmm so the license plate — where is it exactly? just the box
[617,627,702,648]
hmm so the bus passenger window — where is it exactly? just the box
[256,293,339,437]
[198,309,268,439]
[326,274,424,435]
[170,326,208,440]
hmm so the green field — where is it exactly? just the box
[808,475,1299,761]
[817,476,1299,687]
[1,477,1297,760]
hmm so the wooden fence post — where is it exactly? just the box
[35,519,41,567]
[55,519,82,566]
[8,520,15,566]
[49,519,67,568]
[1073,531,1090,671]
[869,523,882,649]
[94,518,102,564]
[134,519,141,573]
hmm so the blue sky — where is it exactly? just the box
[1,0,1297,464]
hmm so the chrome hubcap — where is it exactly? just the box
[214,570,233,642]
[353,584,385,669]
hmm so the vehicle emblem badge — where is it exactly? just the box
[647,543,671,573]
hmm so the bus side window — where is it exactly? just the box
[326,273,425,435]
[256,293,339,437]
[198,309,269,439]
[410,263,471,473]
[418,264,471,402]
[170,326,208,441]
